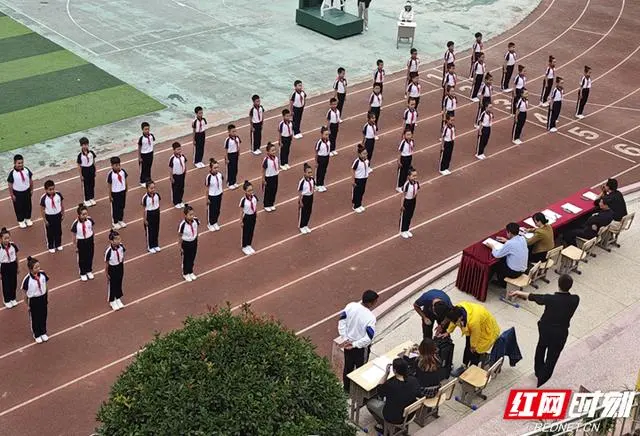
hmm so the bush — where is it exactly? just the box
[96,306,355,436]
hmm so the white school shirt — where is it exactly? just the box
[478,111,494,127]
[334,77,347,94]
[77,150,96,168]
[362,123,377,139]
[206,173,224,196]
[107,169,128,193]
[224,136,241,153]
[443,95,457,111]
[192,117,208,133]
[551,87,563,102]
[443,72,457,88]
[442,125,456,142]
[326,108,342,124]
[315,139,331,157]
[169,154,187,176]
[480,82,493,98]
[39,192,63,215]
[0,243,18,263]
[504,51,517,66]
[514,74,527,90]
[406,82,421,98]
[70,217,95,239]
[398,139,414,157]
[141,193,161,211]
[338,302,376,348]
[105,244,125,266]
[403,180,420,200]
[352,158,371,179]
[369,92,382,108]
[298,177,315,196]
[473,61,485,76]
[516,98,529,113]
[580,76,592,89]
[403,108,418,125]
[138,134,155,154]
[240,195,258,215]
[21,272,49,298]
[407,57,419,73]
[6,167,33,192]
[473,41,483,55]
[262,155,280,177]
[373,68,385,84]
[444,50,455,65]
[290,90,306,108]
[250,105,264,124]
[178,218,200,242]
[544,66,555,79]
[279,120,293,138]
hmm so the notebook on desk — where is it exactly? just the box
[561,202,583,214]
[483,237,503,251]
[524,217,536,227]
[542,209,561,224]
[582,191,599,201]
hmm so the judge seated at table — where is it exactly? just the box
[526,212,554,264]
[407,338,448,394]
[593,178,627,222]
[484,222,528,288]
[366,358,420,434]
[563,197,614,247]
[399,1,414,22]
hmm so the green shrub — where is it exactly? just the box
[96,307,355,436]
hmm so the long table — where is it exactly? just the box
[456,189,598,301]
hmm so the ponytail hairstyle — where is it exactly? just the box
[77,203,88,216]
[266,142,275,153]
[303,162,311,171]
[446,85,454,94]
[243,180,252,191]
[209,158,217,168]
[27,256,38,271]
[320,125,328,136]
[183,203,194,215]
[548,55,555,63]
[108,230,120,241]
[533,212,548,225]
[485,72,492,80]
[0,227,9,237]
[584,65,591,73]
[357,143,366,154]
[408,166,417,177]
[517,64,525,74]
[146,179,155,189]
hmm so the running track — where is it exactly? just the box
[1,0,640,433]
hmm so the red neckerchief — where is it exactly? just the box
[113,245,121,262]
[48,193,56,210]
[17,169,25,182]
[175,154,184,172]
[3,244,12,262]
[33,274,42,293]
[116,171,123,184]
[187,220,195,237]
[246,195,255,213]
[254,105,262,122]
[81,219,87,238]
[306,177,313,193]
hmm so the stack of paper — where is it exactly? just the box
[372,356,393,371]
[561,203,583,214]
[483,237,503,251]
[582,191,599,201]
[542,209,561,224]
[361,366,385,383]
[524,217,536,227]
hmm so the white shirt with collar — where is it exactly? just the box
[7,167,33,192]
[352,158,371,179]
[338,301,376,348]
[169,155,187,175]
[179,219,200,241]
[225,136,241,153]
[0,243,18,263]
[362,123,377,139]
[403,180,420,200]
[71,218,95,239]
[298,177,315,196]
[315,139,331,157]
[107,169,128,193]
[240,195,258,215]
[105,244,126,266]
[206,173,224,197]
[141,193,161,211]
[138,134,155,154]
[40,192,63,215]
[22,272,49,298]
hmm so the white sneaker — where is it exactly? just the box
[148,247,157,253]
[35,336,43,344]
[473,124,479,129]
[253,149,262,155]
[110,301,118,311]
[407,231,413,237]
[116,299,124,309]
[354,207,363,214]
[271,206,276,211]
[190,273,197,280]
[439,169,451,176]
[265,207,273,212]
[90,199,97,206]
[304,226,311,233]
[359,206,366,212]
[83,200,92,207]
[248,246,256,254]
[87,272,94,280]
[577,114,585,119]
[332,150,338,156]
[242,247,251,255]
[57,246,63,251]
[512,139,522,145]
[80,275,88,281]
[228,184,238,190]
[183,274,193,282]
[4,301,12,309]
[41,334,49,342]
[294,133,303,139]
[504,88,513,93]
[396,187,403,193]
[119,221,127,228]
[208,224,215,231]
[18,221,26,229]
[25,219,33,227]
[213,224,220,231]
[329,151,336,157]
[472,97,480,103]
[541,102,549,107]
[48,248,56,254]
[476,154,486,160]
[319,186,327,192]
[112,223,122,230]
[549,127,558,132]
[140,182,146,188]
[375,136,379,140]
[10,300,18,307]
[175,203,183,209]
[300,227,307,234]
[365,26,369,31]
[401,231,410,239]
[154,246,161,252]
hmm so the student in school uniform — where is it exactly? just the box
[470,52,486,102]
[476,103,494,159]
[442,63,457,101]
[70,203,95,281]
[470,32,483,77]
[576,66,592,119]
[369,84,383,128]
[373,59,385,93]
[443,41,455,81]
[403,98,418,135]
[7,154,34,229]
[362,112,378,167]
[77,137,96,207]
[205,158,224,232]
[406,48,419,85]
[250,94,265,155]
[105,230,125,311]
[441,86,457,135]
[501,42,517,92]
[396,130,414,193]
[169,142,187,209]
[334,67,348,114]
[138,122,155,187]
[512,90,529,145]
[512,64,527,114]
[107,156,128,230]
[0,227,19,308]
[279,109,294,170]
[141,180,161,253]
[290,80,307,139]
[315,126,331,192]
[400,167,420,239]
[240,180,259,256]
[352,145,371,214]
[327,98,342,157]
[22,256,49,343]
[547,77,564,132]
[540,55,556,106]
[178,204,199,282]
[192,106,208,168]
[439,114,456,176]
[298,163,315,234]
[225,124,241,190]
[406,74,422,110]
[262,142,280,212]
[40,180,64,253]
[475,72,493,126]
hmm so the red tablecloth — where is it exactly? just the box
[456,189,597,301]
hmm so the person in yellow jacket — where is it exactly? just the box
[444,301,500,376]
[636,368,640,391]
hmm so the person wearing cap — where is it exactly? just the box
[338,289,380,392]
[593,178,627,221]
[563,197,614,246]
[399,1,414,22]
[413,288,452,339]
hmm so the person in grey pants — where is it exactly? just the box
[358,0,371,31]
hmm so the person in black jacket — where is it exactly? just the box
[593,178,627,221]
[564,197,614,246]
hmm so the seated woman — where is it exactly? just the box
[526,212,554,263]
[399,1,414,22]
[413,338,447,395]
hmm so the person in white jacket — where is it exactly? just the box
[399,1,414,22]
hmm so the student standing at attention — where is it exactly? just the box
[40,180,64,253]
[501,42,517,92]
[278,109,294,170]
[290,80,307,139]
[441,85,457,135]
[298,163,315,234]
[338,289,380,392]
[470,32,484,77]
[105,230,125,311]
[399,167,420,239]
[0,227,19,308]
[352,144,371,214]
[169,141,187,209]
[334,67,347,115]
[315,126,331,193]
[7,154,34,229]
[224,124,241,190]
[403,98,418,134]
[439,114,456,176]
[178,204,199,282]
[475,72,493,126]
[547,77,564,132]
[362,112,378,167]
[262,142,280,212]
[327,98,342,157]
[443,41,456,81]
[406,74,422,110]
[475,103,494,159]
[470,52,486,102]
[22,256,50,343]
[540,55,556,107]
[141,180,161,253]
[576,66,592,118]
[240,180,258,256]
[442,63,457,101]
[137,122,155,187]
[373,59,385,93]
[107,156,128,230]
[249,94,265,155]
[205,159,224,232]
[406,48,419,85]
[369,84,383,129]
[192,106,208,168]
[512,90,529,145]
[512,64,527,115]
[77,137,97,207]
[396,129,414,193]
[70,204,95,281]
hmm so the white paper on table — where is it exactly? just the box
[561,203,583,214]
[582,191,599,201]
[361,366,385,383]
[483,238,503,251]
[542,209,561,224]
[524,217,536,227]
[372,356,393,371]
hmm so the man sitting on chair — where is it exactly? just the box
[399,1,414,22]
[563,197,614,246]
[485,222,528,288]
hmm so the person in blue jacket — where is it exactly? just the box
[413,288,453,339]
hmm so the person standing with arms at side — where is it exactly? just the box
[278,109,294,170]
[373,59,385,93]
[77,137,96,207]
[361,112,378,167]
[576,66,592,119]
[509,274,579,387]
[396,130,414,193]
[107,156,128,230]
[178,204,199,282]
[333,67,347,115]
[442,63,457,101]
[70,203,95,281]
[137,122,155,187]
[403,98,418,135]
[315,126,331,193]
[192,106,208,168]
[249,94,265,155]
[327,97,342,157]
[225,124,241,190]
[290,80,307,139]
[352,145,371,214]
[358,0,371,31]
[205,159,224,232]
[261,142,280,212]
[0,227,19,308]
[298,163,315,234]
[413,288,452,339]
[475,103,493,159]
[475,72,493,126]
[40,180,64,253]
[104,230,125,311]
[169,142,187,209]
[470,32,483,78]
[338,289,380,392]
[406,74,422,110]
[141,180,161,253]
[512,90,529,145]
[501,42,517,92]
[240,180,258,256]
[441,85,457,135]
[399,167,420,239]
[439,114,456,176]
[443,41,455,82]
[7,154,34,229]
[470,53,486,102]
[406,48,419,86]
[22,256,50,343]
[540,55,556,107]
[547,77,564,132]
[369,84,383,129]
[511,64,527,115]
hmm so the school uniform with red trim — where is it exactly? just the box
[225,135,241,187]
[192,116,208,165]
[0,243,19,305]
[373,67,385,92]
[7,167,33,224]
[334,76,348,114]
[315,139,331,188]
[362,122,378,165]
[179,218,199,276]
[352,158,371,209]
[40,192,64,250]
[327,107,342,153]
[279,119,294,166]
[250,104,265,152]
[512,74,527,114]
[403,107,418,134]
[540,66,555,104]
[105,244,125,302]
[206,172,224,227]
[369,91,382,127]
[406,82,422,109]
[576,75,591,116]
[77,149,96,203]
[142,192,161,251]
[290,90,307,136]
[547,86,563,130]
[443,49,455,78]
[476,110,494,156]
[512,98,528,141]
[407,57,419,80]
[397,139,414,189]
[470,40,483,76]
[476,81,492,123]
[298,176,315,229]
[22,271,49,339]
[400,180,420,233]
[262,155,280,208]
[470,61,486,99]
[240,194,258,249]
[107,169,128,225]
[137,133,155,185]
[440,125,456,172]
[441,95,456,132]
[169,154,187,206]
[71,217,95,276]
[502,51,517,90]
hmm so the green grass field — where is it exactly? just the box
[0,14,165,152]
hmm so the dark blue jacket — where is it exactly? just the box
[489,327,522,367]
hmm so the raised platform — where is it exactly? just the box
[295,7,363,40]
